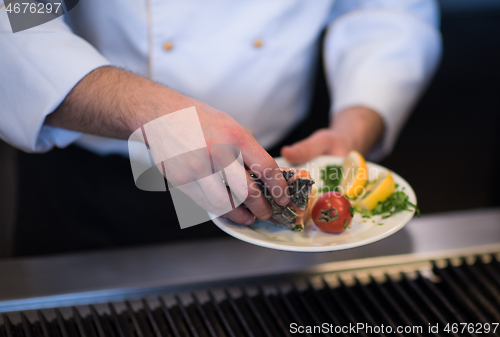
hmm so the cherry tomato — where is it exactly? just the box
[312,191,353,233]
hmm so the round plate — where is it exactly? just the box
[211,155,416,252]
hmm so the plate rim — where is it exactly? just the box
[211,155,416,252]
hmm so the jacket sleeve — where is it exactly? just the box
[0,11,110,153]
[324,0,442,160]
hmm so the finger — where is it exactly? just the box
[222,206,255,225]
[240,172,273,221]
[220,155,273,221]
[238,135,291,206]
[176,182,220,214]
[281,130,329,164]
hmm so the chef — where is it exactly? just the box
[0,0,441,255]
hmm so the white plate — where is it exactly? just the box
[211,155,417,252]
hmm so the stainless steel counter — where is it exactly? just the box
[0,208,499,312]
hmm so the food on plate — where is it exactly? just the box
[303,185,320,225]
[319,164,342,193]
[249,168,315,231]
[241,151,417,236]
[356,190,420,219]
[311,191,353,233]
[281,168,315,210]
[318,151,419,221]
[354,171,395,211]
[339,151,367,198]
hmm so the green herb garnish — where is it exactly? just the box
[319,163,419,220]
[320,165,342,193]
[293,224,303,231]
[344,220,350,229]
[353,191,420,219]
[365,179,376,187]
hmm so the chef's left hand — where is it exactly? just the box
[281,107,384,164]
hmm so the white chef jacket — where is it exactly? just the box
[0,0,441,160]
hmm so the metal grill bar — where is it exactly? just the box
[306,281,348,337]
[387,273,438,336]
[322,278,369,337]
[73,307,89,337]
[402,274,459,337]
[223,289,252,337]
[174,296,199,337]
[464,262,500,304]
[198,298,218,336]
[89,306,106,337]
[482,260,500,287]
[433,263,491,324]
[3,253,500,337]
[259,287,291,337]
[293,284,332,337]
[37,311,52,337]
[2,315,13,337]
[55,309,69,337]
[108,304,126,337]
[355,278,403,337]
[125,302,144,337]
[451,264,500,322]
[192,294,217,337]
[278,287,310,337]
[100,312,116,337]
[207,291,234,337]
[20,313,33,337]
[242,289,272,337]
[158,298,181,337]
[141,300,163,337]
[370,275,424,337]
[340,277,387,337]
[416,272,475,337]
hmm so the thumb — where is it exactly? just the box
[281,130,329,164]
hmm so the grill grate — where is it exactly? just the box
[2,254,500,337]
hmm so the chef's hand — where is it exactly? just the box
[161,105,291,225]
[280,107,384,164]
[45,66,290,225]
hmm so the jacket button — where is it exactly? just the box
[254,39,263,48]
[163,42,173,51]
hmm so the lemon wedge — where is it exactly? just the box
[355,171,395,211]
[339,150,367,198]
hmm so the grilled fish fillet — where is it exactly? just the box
[248,168,315,231]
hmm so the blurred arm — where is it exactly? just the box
[325,0,442,159]
[0,15,110,153]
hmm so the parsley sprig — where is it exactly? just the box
[354,191,420,219]
[319,165,342,193]
[319,164,419,220]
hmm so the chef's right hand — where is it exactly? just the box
[146,104,291,225]
[45,66,290,225]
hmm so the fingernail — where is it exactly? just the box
[263,210,273,221]
[279,196,290,205]
[245,217,255,225]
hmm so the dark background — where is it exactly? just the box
[4,0,500,257]
[380,3,500,213]
[298,1,500,214]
